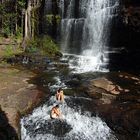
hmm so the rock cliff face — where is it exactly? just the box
[27,0,140,46]
[39,0,60,39]
[40,0,140,72]
[119,0,140,44]
[108,0,140,72]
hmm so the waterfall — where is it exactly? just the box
[59,0,119,73]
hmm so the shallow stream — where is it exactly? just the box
[20,54,117,140]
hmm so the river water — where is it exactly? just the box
[21,0,121,139]
[21,97,116,140]
[20,54,118,140]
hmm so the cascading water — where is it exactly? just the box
[59,0,119,73]
[20,60,118,140]
[20,1,120,139]
[21,96,117,140]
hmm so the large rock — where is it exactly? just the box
[86,77,130,104]
[0,66,45,139]
[85,72,140,138]
[108,1,140,71]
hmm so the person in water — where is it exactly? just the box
[56,88,64,102]
[50,105,62,119]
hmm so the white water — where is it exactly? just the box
[21,96,117,140]
[59,0,119,73]
[20,1,120,139]
[61,53,109,73]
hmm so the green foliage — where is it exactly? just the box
[0,0,25,36]
[15,27,23,41]
[45,15,53,25]
[56,15,61,24]
[45,14,61,25]
[4,45,15,57]
[17,0,26,8]
[3,45,22,57]
[25,36,61,56]
[40,36,59,56]
[25,38,39,53]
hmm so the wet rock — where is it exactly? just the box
[86,85,105,99]
[66,79,81,88]
[25,119,72,137]
[87,84,116,104]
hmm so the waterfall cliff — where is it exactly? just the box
[59,0,119,72]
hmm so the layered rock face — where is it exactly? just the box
[39,0,59,39]
[40,0,140,72]
[109,0,140,72]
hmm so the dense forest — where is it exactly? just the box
[0,0,140,46]
[0,0,61,58]
[0,0,41,38]
[0,0,25,37]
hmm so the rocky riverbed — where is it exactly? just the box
[0,55,140,140]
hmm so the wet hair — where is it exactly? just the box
[57,88,63,93]
[55,104,59,108]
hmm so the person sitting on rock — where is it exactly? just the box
[56,88,64,102]
[50,105,62,119]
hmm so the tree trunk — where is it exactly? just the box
[0,0,3,33]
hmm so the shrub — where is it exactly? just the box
[25,36,61,57]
